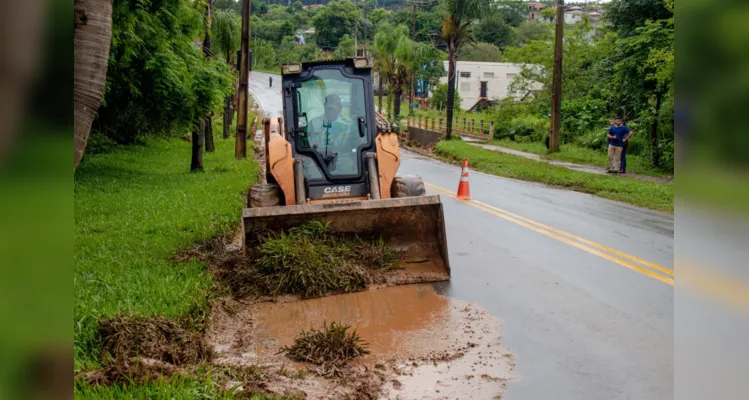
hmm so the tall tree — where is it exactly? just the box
[374,23,409,119]
[433,0,491,139]
[236,0,250,159]
[334,34,355,58]
[74,0,113,170]
[202,0,216,154]
[459,42,502,62]
[549,0,563,152]
[605,0,671,37]
[213,9,242,139]
[312,0,359,49]
[473,12,517,50]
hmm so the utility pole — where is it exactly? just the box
[549,0,564,153]
[236,0,250,159]
[408,1,417,115]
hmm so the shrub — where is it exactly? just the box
[494,114,548,142]
[431,83,461,111]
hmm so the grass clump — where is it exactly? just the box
[435,139,673,213]
[251,221,400,299]
[280,322,369,377]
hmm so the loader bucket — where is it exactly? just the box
[242,195,450,284]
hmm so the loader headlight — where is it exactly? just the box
[282,64,302,74]
[353,58,371,69]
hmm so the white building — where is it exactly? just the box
[438,61,532,110]
[564,11,585,24]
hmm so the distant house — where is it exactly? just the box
[527,2,546,21]
[302,4,323,10]
[565,10,584,24]
[437,61,540,110]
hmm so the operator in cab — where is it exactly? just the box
[303,93,359,176]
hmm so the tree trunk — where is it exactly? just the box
[409,76,414,115]
[204,116,215,152]
[74,0,113,170]
[236,0,251,159]
[445,50,457,140]
[394,90,403,119]
[378,76,383,113]
[389,92,394,119]
[223,96,233,139]
[650,91,662,167]
[223,51,235,139]
[549,0,564,153]
[191,121,205,172]
[201,1,215,153]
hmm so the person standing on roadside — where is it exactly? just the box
[269,75,273,88]
[618,118,634,174]
[606,118,630,173]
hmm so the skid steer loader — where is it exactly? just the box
[242,58,450,284]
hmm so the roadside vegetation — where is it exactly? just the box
[486,139,671,178]
[74,138,259,395]
[435,140,673,212]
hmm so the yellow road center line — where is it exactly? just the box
[469,198,674,277]
[424,182,674,286]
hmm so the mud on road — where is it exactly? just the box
[208,282,515,399]
[81,227,514,398]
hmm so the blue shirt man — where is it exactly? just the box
[606,119,632,173]
[607,125,630,147]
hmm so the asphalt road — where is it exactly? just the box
[249,72,674,400]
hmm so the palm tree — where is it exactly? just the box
[391,36,413,118]
[74,0,112,170]
[212,9,241,139]
[432,0,491,139]
[374,23,409,119]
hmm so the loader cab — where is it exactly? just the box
[281,58,377,202]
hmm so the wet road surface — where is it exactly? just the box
[249,73,674,399]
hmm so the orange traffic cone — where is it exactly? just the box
[456,158,471,200]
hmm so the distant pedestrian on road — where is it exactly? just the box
[618,118,634,174]
[606,118,631,173]
[269,76,273,88]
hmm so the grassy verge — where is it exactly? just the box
[435,140,673,212]
[487,139,671,178]
[74,138,258,395]
[252,65,281,75]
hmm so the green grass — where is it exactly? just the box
[435,140,673,212]
[487,139,671,178]
[75,376,235,399]
[252,65,281,75]
[74,138,258,371]
[75,375,287,399]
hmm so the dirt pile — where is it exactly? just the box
[98,314,212,366]
[196,221,404,300]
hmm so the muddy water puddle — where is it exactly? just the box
[253,284,450,358]
[209,283,515,399]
